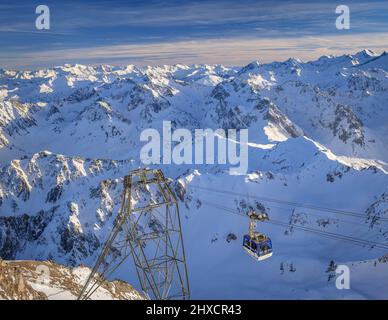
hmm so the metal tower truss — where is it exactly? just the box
[78,168,190,300]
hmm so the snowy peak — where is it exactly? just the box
[357,51,388,70]
[238,60,261,75]
[353,49,378,60]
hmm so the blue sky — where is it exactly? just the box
[1,0,388,68]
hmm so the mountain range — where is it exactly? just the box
[0,49,387,299]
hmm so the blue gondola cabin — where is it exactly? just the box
[243,233,273,261]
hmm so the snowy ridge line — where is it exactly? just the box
[200,200,388,251]
[305,137,388,174]
[187,185,388,223]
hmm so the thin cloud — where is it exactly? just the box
[2,1,387,34]
[1,0,387,68]
[2,32,387,69]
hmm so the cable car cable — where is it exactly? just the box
[187,184,388,223]
[200,200,388,251]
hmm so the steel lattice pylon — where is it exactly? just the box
[78,168,190,300]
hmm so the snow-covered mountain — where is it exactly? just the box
[0,50,387,299]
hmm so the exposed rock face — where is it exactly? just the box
[0,100,37,149]
[0,260,144,300]
[0,152,131,266]
[331,105,364,146]
[0,207,57,259]
[0,260,45,300]
[264,100,303,138]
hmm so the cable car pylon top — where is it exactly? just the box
[78,168,190,300]
[248,211,269,236]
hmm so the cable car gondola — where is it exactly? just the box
[243,211,273,261]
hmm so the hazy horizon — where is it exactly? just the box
[1,0,388,69]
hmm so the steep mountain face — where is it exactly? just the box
[0,99,37,150]
[0,50,387,299]
[0,151,134,265]
[0,260,144,300]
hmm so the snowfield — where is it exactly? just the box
[0,49,387,299]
